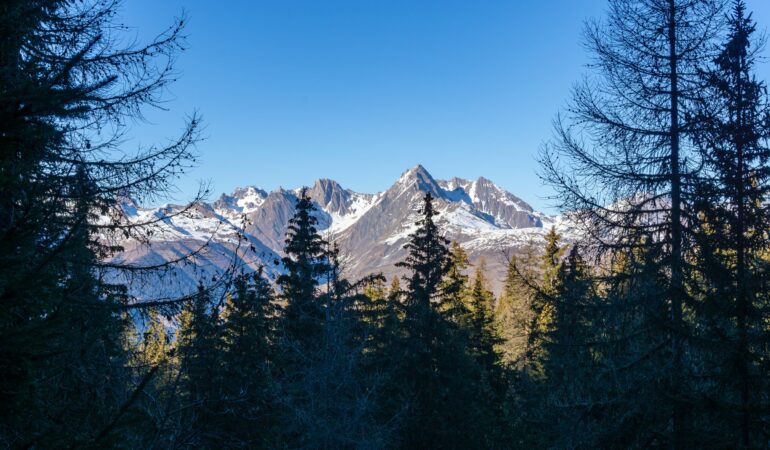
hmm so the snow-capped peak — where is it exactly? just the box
[109,165,571,298]
[214,186,268,214]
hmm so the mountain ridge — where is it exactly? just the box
[111,165,574,298]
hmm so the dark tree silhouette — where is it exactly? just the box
[0,1,201,446]
[539,0,726,445]
[277,188,331,346]
[689,1,770,445]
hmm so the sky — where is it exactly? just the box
[120,0,770,213]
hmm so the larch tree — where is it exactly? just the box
[539,0,727,445]
[467,259,505,399]
[0,1,201,447]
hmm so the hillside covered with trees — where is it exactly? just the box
[2,0,770,448]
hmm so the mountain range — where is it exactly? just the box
[110,165,575,299]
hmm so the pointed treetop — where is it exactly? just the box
[397,192,452,307]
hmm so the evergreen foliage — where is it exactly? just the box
[495,244,537,367]
[218,268,279,447]
[277,188,331,346]
[0,1,198,446]
[5,1,770,448]
[392,193,495,448]
[689,1,770,444]
[175,285,223,448]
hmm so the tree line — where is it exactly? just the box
[2,0,770,448]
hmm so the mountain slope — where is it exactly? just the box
[111,165,573,298]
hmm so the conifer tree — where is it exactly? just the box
[595,236,670,448]
[539,0,727,444]
[689,1,770,444]
[277,188,330,346]
[132,307,178,448]
[397,193,451,308]
[368,277,405,396]
[0,1,199,446]
[363,276,388,303]
[441,241,471,322]
[495,243,537,367]
[525,242,603,448]
[35,171,135,448]
[467,259,505,397]
[219,268,279,447]
[560,248,603,446]
[527,227,564,371]
[394,192,489,448]
[388,277,402,301]
[176,285,223,448]
[142,309,172,367]
[276,193,392,447]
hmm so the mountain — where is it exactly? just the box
[109,165,574,299]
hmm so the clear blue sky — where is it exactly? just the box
[121,0,770,213]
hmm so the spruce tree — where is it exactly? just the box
[467,259,505,398]
[596,236,670,448]
[176,285,223,448]
[219,268,279,447]
[495,243,537,367]
[394,192,488,449]
[441,241,472,322]
[690,1,770,444]
[277,188,330,346]
[527,227,564,372]
[523,241,603,448]
[0,1,199,446]
[397,193,451,308]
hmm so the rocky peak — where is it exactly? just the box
[308,178,352,215]
[391,164,444,199]
[214,185,268,213]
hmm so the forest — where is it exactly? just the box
[2,0,770,448]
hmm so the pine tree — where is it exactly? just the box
[495,243,537,367]
[394,192,489,448]
[467,259,505,397]
[219,268,279,447]
[441,241,471,322]
[176,285,223,448]
[539,0,727,444]
[277,188,330,346]
[689,1,770,444]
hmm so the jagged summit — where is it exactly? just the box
[111,165,571,297]
[392,164,444,199]
[213,185,268,214]
[308,178,357,216]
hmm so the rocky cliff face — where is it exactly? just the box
[110,165,574,299]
